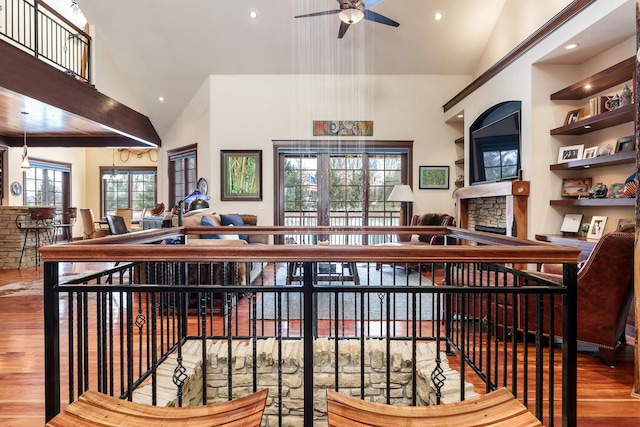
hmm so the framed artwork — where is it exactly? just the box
[587,216,607,241]
[220,150,263,201]
[564,108,583,125]
[558,144,584,163]
[617,218,633,229]
[561,177,591,198]
[313,120,373,136]
[419,166,450,189]
[560,213,583,234]
[614,136,634,153]
[582,146,598,159]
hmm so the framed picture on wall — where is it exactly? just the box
[419,166,450,189]
[220,150,263,201]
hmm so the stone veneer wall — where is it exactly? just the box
[467,197,507,232]
[132,338,478,427]
[0,206,39,269]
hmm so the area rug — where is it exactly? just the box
[257,264,437,321]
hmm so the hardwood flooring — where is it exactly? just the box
[1,264,639,426]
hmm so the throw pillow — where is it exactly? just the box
[221,224,240,240]
[220,214,248,241]
[199,215,221,239]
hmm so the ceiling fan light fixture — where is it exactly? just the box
[339,8,364,24]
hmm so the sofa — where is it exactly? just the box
[174,209,268,286]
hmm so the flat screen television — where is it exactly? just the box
[469,103,521,185]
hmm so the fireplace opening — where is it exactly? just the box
[475,225,507,235]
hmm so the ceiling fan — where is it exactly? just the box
[295,0,399,39]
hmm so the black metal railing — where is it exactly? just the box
[0,0,90,82]
[41,226,579,426]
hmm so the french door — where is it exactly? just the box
[275,141,412,245]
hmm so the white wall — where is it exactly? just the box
[160,74,471,225]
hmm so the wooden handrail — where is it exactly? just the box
[39,226,580,264]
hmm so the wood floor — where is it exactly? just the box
[1,264,639,426]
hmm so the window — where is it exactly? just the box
[101,168,157,219]
[23,159,71,210]
[276,141,412,245]
[168,145,197,211]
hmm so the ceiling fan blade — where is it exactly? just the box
[363,9,399,27]
[338,21,350,39]
[295,10,340,19]
[363,0,385,8]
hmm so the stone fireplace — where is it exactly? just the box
[453,181,530,239]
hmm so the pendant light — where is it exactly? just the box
[103,148,121,180]
[20,111,30,172]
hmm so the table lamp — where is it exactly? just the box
[387,184,415,226]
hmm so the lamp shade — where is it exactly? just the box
[387,185,415,202]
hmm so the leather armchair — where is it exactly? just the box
[521,230,634,365]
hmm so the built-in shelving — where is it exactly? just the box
[550,104,634,136]
[454,137,464,145]
[550,57,634,100]
[548,56,636,221]
[549,198,635,207]
[549,150,635,170]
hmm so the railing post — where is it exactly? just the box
[44,261,60,421]
[33,0,39,58]
[562,263,578,427]
[303,261,314,427]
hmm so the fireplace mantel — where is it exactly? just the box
[453,181,530,239]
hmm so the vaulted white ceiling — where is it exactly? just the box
[74,0,633,137]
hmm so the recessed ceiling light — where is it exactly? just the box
[249,9,258,19]
[158,96,164,102]
[565,43,579,50]
[584,84,592,90]
[434,12,443,21]
[457,114,463,118]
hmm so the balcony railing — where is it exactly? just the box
[0,0,90,82]
[41,226,580,426]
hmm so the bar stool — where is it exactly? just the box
[16,207,57,269]
[54,207,77,243]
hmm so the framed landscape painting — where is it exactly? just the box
[221,150,263,201]
[419,166,450,189]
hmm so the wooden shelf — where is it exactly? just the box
[454,137,464,145]
[535,234,596,261]
[550,104,634,135]
[550,150,635,170]
[455,158,465,165]
[550,57,634,100]
[549,198,635,207]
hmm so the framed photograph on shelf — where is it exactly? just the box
[561,177,591,198]
[419,166,450,189]
[587,216,607,241]
[558,144,584,163]
[617,218,633,229]
[564,108,584,125]
[560,213,583,234]
[582,146,598,159]
[614,136,634,153]
[220,150,263,201]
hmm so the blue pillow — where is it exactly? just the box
[220,214,248,241]
[199,215,221,239]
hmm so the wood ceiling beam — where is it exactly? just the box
[0,40,161,147]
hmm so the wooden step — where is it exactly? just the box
[327,388,542,427]
[46,389,268,427]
